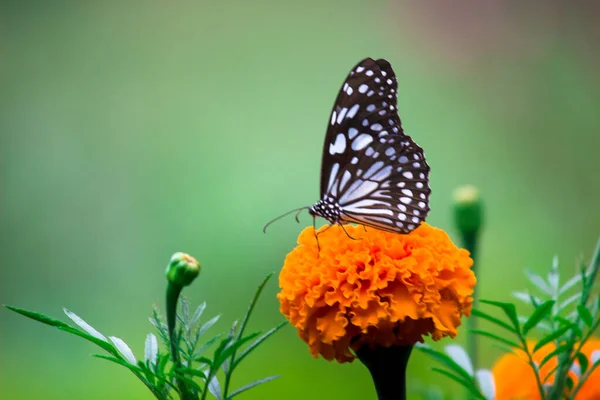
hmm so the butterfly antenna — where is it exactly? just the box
[263,206,310,233]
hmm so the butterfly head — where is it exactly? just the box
[309,197,342,225]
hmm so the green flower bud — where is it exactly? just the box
[453,185,483,236]
[165,252,200,287]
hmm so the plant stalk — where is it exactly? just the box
[166,282,194,400]
[356,344,413,400]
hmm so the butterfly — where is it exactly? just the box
[264,58,431,239]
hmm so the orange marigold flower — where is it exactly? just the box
[277,222,476,363]
[492,338,600,399]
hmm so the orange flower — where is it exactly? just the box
[574,337,600,399]
[277,222,476,363]
[492,338,600,399]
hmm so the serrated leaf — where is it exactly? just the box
[190,302,206,327]
[63,309,108,342]
[522,300,555,335]
[539,342,573,368]
[109,336,137,365]
[416,344,473,382]
[469,330,521,349]
[525,269,552,295]
[533,325,572,352]
[145,333,158,366]
[233,322,287,369]
[576,305,593,327]
[430,368,485,400]
[479,300,520,332]
[229,375,279,398]
[445,345,473,376]
[475,369,495,400]
[93,354,145,374]
[4,305,71,328]
[208,375,222,400]
[471,308,516,333]
[196,315,220,342]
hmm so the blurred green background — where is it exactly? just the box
[2,1,599,399]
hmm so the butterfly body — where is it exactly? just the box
[263,58,431,236]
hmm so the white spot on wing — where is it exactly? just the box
[346,104,360,119]
[363,161,384,179]
[358,84,369,93]
[327,163,340,192]
[339,180,379,205]
[371,123,383,131]
[371,165,393,181]
[329,133,346,155]
[344,199,393,215]
[352,134,373,151]
[402,171,413,179]
[339,170,352,192]
[336,107,348,124]
[348,127,359,139]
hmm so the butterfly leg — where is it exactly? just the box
[312,216,321,255]
[340,223,359,241]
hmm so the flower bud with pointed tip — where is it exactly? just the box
[453,185,483,236]
[165,252,200,287]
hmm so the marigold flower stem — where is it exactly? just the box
[166,282,195,400]
[356,345,413,400]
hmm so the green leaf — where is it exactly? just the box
[236,272,274,342]
[174,373,203,392]
[228,376,279,399]
[576,305,593,328]
[469,329,522,349]
[479,300,521,332]
[4,305,71,328]
[430,368,485,400]
[558,293,582,313]
[415,345,473,381]
[93,354,145,374]
[575,351,589,375]
[176,367,207,379]
[533,324,572,352]
[539,342,574,368]
[215,333,260,369]
[471,308,517,333]
[194,333,224,359]
[195,356,213,367]
[58,326,117,355]
[522,300,555,335]
[232,322,287,369]
[555,316,582,338]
